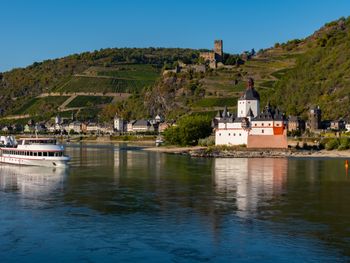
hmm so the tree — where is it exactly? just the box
[163,115,212,146]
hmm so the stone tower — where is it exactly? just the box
[214,40,223,62]
[237,78,260,118]
[308,106,322,131]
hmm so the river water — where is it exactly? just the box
[0,143,349,262]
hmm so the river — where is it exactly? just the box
[0,143,348,262]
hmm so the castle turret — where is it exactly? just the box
[237,78,260,118]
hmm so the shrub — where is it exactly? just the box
[163,115,212,146]
[198,136,215,146]
[338,137,350,150]
[325,138,339,150]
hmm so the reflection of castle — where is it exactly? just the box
[213,158,287,217]
[0,165,66,197]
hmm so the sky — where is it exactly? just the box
[1,0,350,72]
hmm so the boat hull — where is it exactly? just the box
[0,156,70,167]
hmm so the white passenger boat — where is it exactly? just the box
[0,136,70,167]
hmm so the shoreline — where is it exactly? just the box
[143,145,350,158]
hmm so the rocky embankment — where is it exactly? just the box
[188,148,350,158]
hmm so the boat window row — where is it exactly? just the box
[23,139,57,145]
[2,150,63,157]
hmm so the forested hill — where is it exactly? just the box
[2,16,350,122]
[269,17,350,120]
[0,48,199,116]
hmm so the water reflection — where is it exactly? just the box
[0,164,66,197]
[213,158,287,217]
[0,144,348,262]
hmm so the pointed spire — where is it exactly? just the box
[247,107,254,118]
[223,105,228,118]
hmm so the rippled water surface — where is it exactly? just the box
[0,143,349,262]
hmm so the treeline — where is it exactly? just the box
[269,16,350,120]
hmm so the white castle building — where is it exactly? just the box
[215,78,288,148]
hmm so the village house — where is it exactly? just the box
[68,121,82,133]
[346,122,350,132]
[287,116,305,133]
[330,119,345,131]
[215,78,287,148]
[86,122,99,134]
[132,120,154,133]
[113,114,127,133]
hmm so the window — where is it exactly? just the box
[30,152,33,156]
[228,133,231,136]
[233,133,236,136]
[219,133,221,136]
[239,133,241,136]
[43,152,47,157]
[38,152,42,157]
[34,152,37,156]
[255,123,257,126]
[49,152,54,157]
[262,123,264,126]
[276,124,280,126]
[268,123,271,126]
[262,129,264,133]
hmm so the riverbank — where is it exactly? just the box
[144,145,350,158]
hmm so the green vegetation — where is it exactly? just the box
[55,76,154,93]
[67,96,113,108]
[12,96,69,115]
[192,97,237,108]
[269,17,350,119]
[0,48,199,116]
[96,64,160,80]
[163,115,212,146]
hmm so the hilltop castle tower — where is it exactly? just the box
[214,40,223,62]
[200,40,224,68]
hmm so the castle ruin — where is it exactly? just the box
[200,40,223,68]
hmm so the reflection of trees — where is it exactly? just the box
[266,159,350,258]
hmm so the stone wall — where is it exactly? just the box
[247,131,288,149]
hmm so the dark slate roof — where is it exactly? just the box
[240,87,260,100]
[133,120,150,127]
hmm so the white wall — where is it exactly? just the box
[237,99,259,118]
[215,128,248,145]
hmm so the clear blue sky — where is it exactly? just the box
[1,0,350,72]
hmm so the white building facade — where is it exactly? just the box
[215,78,287,148]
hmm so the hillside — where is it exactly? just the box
[0,48,199,121]
[2,16,350,123]
[268,17,350,120]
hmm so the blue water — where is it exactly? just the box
[0,144,348,262]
